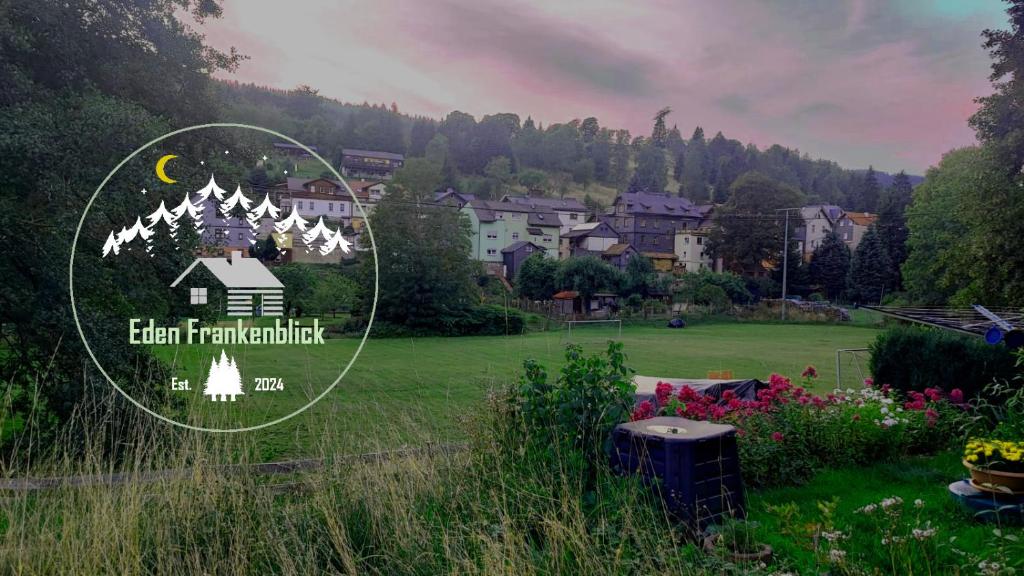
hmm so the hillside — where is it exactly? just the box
[217,80,919,212]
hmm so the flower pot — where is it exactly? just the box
[703,535,773,563]
[964,460,1024,495]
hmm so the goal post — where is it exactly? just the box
[565,319,623,340]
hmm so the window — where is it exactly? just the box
[486,248,497,256]
[697,237,703,245]
[684,237,690,244]
[525,246,533,253]
[570,213,578,220]
[640,219,647,228]
[340,203,346,212]
[297,201,304,210]
[543,235,552,243]
[811,224,816,233]
[486,231,498,239]
[237,232,243,240]
[511,213,522,220]
[329,203,334,212]
[309,201,315,210]
[511,232,519,240]
[190,287,208,305]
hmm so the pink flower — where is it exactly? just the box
[925,408,939,427]
[881,384,892,396]
[801,365,818,379]
[950,389,965,404]
[631,400,655,421]
[771,431,784,442]
[864,377,874,388]
[852,413,861,421]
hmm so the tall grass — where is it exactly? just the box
[0,387,747,575]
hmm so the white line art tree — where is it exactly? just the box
[203,349,244,402]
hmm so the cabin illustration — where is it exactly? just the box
[170,251,284,317]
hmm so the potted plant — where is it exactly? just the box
[703,519,773,563]
[963,438,1024,495]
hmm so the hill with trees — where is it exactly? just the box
[216,81,917,212]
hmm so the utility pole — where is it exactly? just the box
[776,208,801,321]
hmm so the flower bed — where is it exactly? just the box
[631,367,968,487]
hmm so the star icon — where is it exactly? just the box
[224,150,230,155]
[200,160,205,165]
[262,155,268,161]
[284,170,289,175]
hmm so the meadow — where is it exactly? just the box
[149,320,882,459]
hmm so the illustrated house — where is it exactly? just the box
[170,251,284,317]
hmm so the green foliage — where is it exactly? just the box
[679,126,710,201]
[555,255,622,304]
[809,231,851,300]
[627,144,668,193]
[391,157,443,201]
[868,325,1017,399]
[515,253,559,301]
[708,172,805,276]
[676,270,754,307]
[622,255,657,298]
[516,342,634,456]
[368,304,525,337]
[848,225,895,304]
[358,191,479,328]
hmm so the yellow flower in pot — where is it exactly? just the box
[963,438,1024,495]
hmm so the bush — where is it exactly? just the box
[675,270,753,306]
[364,305,526,338]
[869,325,1017,400]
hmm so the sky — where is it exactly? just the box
[195,0,1009,174]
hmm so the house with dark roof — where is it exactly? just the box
[601,243,638,270]
[340,148,404,180]
[604,192,705,254]
[560,221,620,259]
[461,200,561,275]
[434,189,476,209]
[674,205,722,273]
[170,251,284,317]
[795,204,843,259]
[500,195,587,234]
[501,241,546,282]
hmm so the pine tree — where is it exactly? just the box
[680,127,709,201]
[651,107,671,148]
[809,231,851,300]
[875,172,912,288]
[859,166,881,212]
[848,225,894,304]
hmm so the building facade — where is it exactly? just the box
[500,195,587,235]
[605,192,705,254]
[340,149,404,180]
[795,204,843,260]
[462,200,560,275]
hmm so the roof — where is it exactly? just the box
[435,189,475,202]
[464,199,560,227]
[603,243,635,256]
[501,195,586,212]
[500,241,546,254]
[564,221,618,239]
[801,204,843,223]
[641,251,679,260]
[612,192,702,217]
[273,142,319,152]
[526,227,543,235]
[552,290,579,300]
[843,211,878,226]
[341,148,404,161]
[170,253,284,289]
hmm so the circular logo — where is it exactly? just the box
[69,123,378,432]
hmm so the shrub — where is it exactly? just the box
[869,325,1016,400]
[674,270,753,306]
[635,369,968,487]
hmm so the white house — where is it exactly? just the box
[170,251,284,317]
[500,195,588,235]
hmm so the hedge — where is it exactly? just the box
[868,324,1017,399]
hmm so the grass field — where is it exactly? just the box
[149,321,881,459]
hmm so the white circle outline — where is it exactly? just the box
[69,123,379,433]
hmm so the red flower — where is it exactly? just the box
[801,365,818,379]
[631,400,655,421]
[881,384,892,396]
[655,381,674,406]
[950,389,965,404]
[852,413,861,421]
[864,377,874,388]
[771,431,784,442]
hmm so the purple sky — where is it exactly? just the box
[196,0,1007,174]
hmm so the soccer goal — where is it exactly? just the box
[565,319,623,340]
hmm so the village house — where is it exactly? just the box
[560,221,620,260]
[795,204,843,260]
[604,192,706,254]
[835,211,878,252]
[500,195,588,235]
[501,241,546,282]
[601,243,638,270]
[340,148,404,180]
[434,189,476,209]
[277,177,354,224]
[170,250,284,317]
[462,200,560,275]
[673,207,722,273]
[272,142,319,158]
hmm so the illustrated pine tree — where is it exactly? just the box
[203,349,244,401]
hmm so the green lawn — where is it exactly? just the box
[149,321,881,459]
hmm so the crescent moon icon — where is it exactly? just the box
[155,154,178,184]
